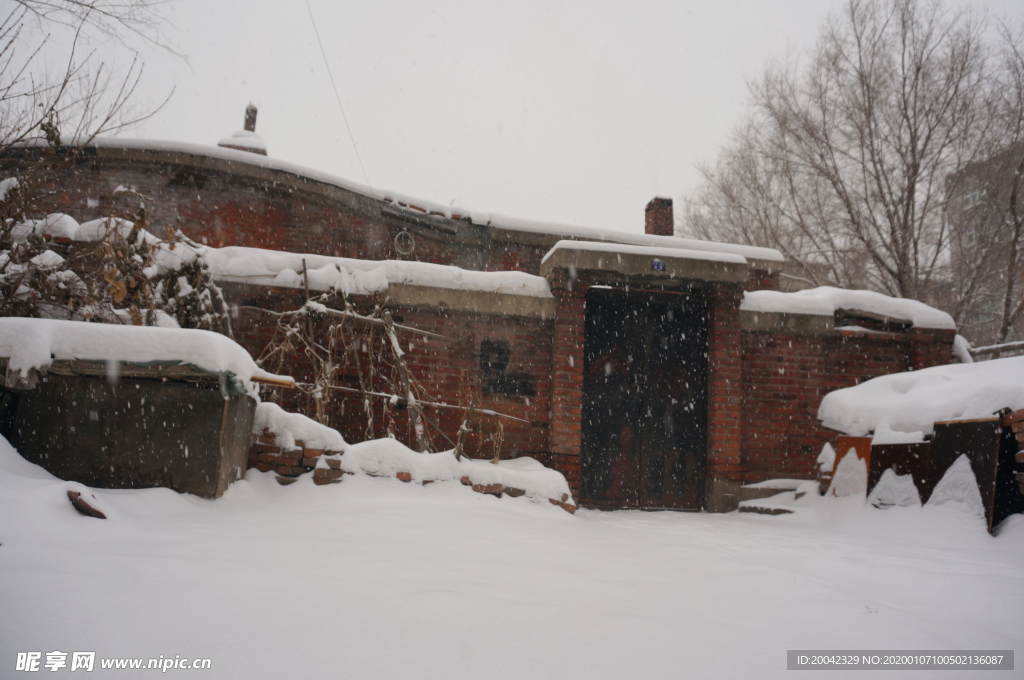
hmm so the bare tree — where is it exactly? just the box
[685,0,995,307]
[0,3,221,335]
[0,1,173,169]
[13,1,172,51]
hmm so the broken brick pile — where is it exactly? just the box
[247,429,576,513]
[247,429,346,486]
[393,471,575,514]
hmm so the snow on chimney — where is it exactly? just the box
[645,197,674,237]
[217,104,267,156]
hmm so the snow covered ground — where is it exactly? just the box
[1,434,1021,679]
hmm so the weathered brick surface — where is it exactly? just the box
[225,282,554,463]
[707,283,744,486]
[544,269,588,495]
[738,326,952,483]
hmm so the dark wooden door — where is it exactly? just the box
[580,290,708,510]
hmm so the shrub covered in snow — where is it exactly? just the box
[0,194,230,333]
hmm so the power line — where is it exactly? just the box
[305,0,375,195]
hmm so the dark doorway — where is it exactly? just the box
[580,289,708,510]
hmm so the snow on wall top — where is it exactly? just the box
[0,317,290,388]
[204,246,553,298]
[253,402,345,452]
[817,356,1024,436]
[741,287,955,330]
[540,239,748,266]
[11,212,552,299]
[77,138,783,266]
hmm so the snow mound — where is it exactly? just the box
[218,130,267,153]
[7,213,165,246]
[819,356,1024,436]
[0,176,18,200]
[253,403,346,452]
[0,317,290,389]
[926,455,985,518]
[342,438,574,507]
[953,334,974,363]
[816,442,836,472]
[741,286,955,329]
[870,418,925,445]
[827,449,867,498]
[868,470,921,508]
[74,216,161,245]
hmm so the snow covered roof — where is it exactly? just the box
[0,317,291,392]
[540,239,749,283]
[741,287,955,330]
[69,137,783,270]
[818,356,1024,436]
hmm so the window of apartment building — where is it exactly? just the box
[964,227,978,248]
[963,187,985,209]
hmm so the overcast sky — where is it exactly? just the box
[55,0,1024,235]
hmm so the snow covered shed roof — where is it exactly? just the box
[0,318,292,395]
[818,355,1024,437]
[60,138,784,273]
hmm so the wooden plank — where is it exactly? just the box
[833,436,872,478]
[868,442,931,497]
[929,418,1001,531]
[994,425,1024,529]
[251,375,296,389]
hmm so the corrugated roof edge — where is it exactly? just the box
[20,137,784,269]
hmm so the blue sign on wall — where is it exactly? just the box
[651,259,666,272]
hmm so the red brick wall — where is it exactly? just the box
[223,283,553,462]
[739,326,954,483]
[544,269,588,495]
[706,283,744,500]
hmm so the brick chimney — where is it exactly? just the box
[217,104,268,156]
[645,197,674,237]
[244,104,258,132]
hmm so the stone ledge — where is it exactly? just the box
[540,244,749,283]
[384,283,555,320]
[739,310,834,336]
